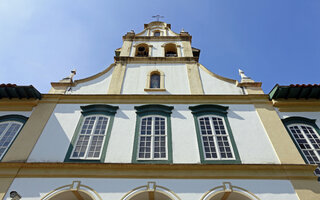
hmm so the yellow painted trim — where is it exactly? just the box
[0,177,15,200]
[291,179,320,200]
[186,63,204,94]
[39,94,270,104]
[245,87,265,95]
[107,63,126,94]
[115,56,198,63]
[198,64,238,84]
[74,63,115,84]
[0,99,39,111]
[120,182,181,200]
[120,41,133,57]
[272,99,320,112]
[145,69,165,91]
[181,41,193,57]
[254,103,305,164]
[0,163,317,180]
[40,181,102,200]
[201,182,260,200]
[2,102,57,162]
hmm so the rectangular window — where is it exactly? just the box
[70,115,109,160]
[138,116,167,160]
[198,116,235,160]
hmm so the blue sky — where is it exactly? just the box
[0,0,319,93]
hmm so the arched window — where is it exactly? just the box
[145,70,165,92]
[0,115,28,160]
[150,73,160,88]
[135,43,149,57]
[164,43,177,57]
[153,31,161,36]
[282,117,320,176]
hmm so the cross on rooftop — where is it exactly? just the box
[152,15,164,21]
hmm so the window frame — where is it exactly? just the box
[144,70,166,92]
[132,104,173,164]
[189,105,241,164]
[0,115,28,161]
[64,104,119,163]
[69,114,111,160]
[282,116,320,176]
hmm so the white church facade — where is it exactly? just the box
[0,21,319,200]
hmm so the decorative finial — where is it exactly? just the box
[181,28,185,32]
[152,15,164,21]
[130,30,135,33]
[239,69,254,83]
[60,69,76,83]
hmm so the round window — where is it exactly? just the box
[138,47,145,51]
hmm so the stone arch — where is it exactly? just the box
[201,182,260,200]
[41,181,102,200]
[121,182,181,200]
[135,43,149,57]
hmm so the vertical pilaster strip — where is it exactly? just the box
[291,180,320,200]
[2,102,57,162]
[107,63,126,94]
[0,178,15,200]
[254,103,305,164]
[187,64,204,94]
[120,40,133,57]
[181,41,193,57]
[176,45,182,57]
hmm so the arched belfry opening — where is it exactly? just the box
[164,43,177,57]
[122,182,181,200]
[201,182,260,200]
[135,43,149,57]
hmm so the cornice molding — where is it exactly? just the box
[114,56,198,63]
[0,163,317,180]
[39,94,270,104]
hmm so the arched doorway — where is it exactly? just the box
[201,182,260,200]
[122,182,180,200]
[41,181,102,200]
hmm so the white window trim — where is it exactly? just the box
[137,115,168,160]
[70,115,110,160]
[288,123,320,164]
[197,115,235,160]
[0,121,23,160]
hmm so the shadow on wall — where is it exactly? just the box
[27,106,80,163]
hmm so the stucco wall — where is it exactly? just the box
[276,110,320,128]
[27,104,279,164]
[198,67,243,95]
[121,64,190,94]
[4,178,298,200]
[0,111,32,118]
[66,67,114,94]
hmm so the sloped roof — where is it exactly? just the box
[0,84,41,99]
[269,84,320,99]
